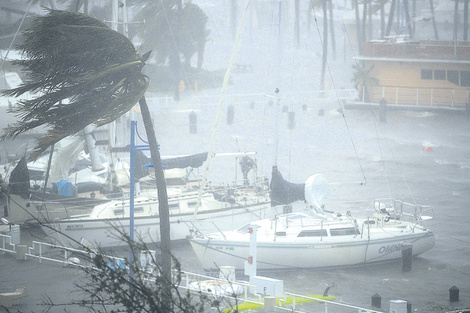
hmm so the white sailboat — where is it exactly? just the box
[41,177,272,248]
[188,167,435,271]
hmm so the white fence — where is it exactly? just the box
[1,233,384,313]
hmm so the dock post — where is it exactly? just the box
[401,243,413,272]
[379,98,387,123]
[466,100,470,119]
[449,285,459,302]
[372,293,381,308]
[16,245,27,261]
[189,111,197,134]
[288,112,295,130]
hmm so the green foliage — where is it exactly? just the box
[351,64,378,101]
[133,1,209,70]
[1,9,149,160]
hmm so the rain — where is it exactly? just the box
[1,1,470,312]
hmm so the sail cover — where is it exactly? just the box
[270,166,305,206]
[161,152,209,169]
[8,156,30,197]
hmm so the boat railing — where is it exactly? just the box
[370,198,434,225]
[184,220,227,240]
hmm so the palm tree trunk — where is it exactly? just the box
[454,0,460,41]
[295,0,300,47]
[464,0,469,41]
[328,0,336,60]
[320,0,328,91]
[354,0,363,55]
[381,0,385,38]
[429,0,439,39]
[138,96,171,309]
[362,0,367,43]
[386,0,396,37]
[403,0,413,38]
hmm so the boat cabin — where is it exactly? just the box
[354,40,470,109]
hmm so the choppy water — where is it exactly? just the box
[145,99,470,313]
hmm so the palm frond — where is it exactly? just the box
[1,9,150,160]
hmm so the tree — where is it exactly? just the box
[352,64,378,102]
[133,1,209,98]
[0,9,172,308]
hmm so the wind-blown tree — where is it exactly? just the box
[133,0,209,98]
[178,3,210,70]
[0,9,172,307]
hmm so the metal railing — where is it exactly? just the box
[1,235,385,313]
[365,85,469,108]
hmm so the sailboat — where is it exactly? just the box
[39,150,273,248]
[188,166,435,271]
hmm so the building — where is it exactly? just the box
[354,40,470,109]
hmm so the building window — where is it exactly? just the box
[421,69,432,80]
[447,70,459,85]
[434,70,445,80]
[461,71,470,87]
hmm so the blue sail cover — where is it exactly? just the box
[270,166,305,206]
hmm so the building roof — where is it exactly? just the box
[359,40,470,64]
[354,56,470,65]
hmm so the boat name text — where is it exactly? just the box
[379,243,401,254]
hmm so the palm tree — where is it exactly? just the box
[0,9,172,306]
[352,64,378,102]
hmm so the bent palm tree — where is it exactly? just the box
[0,9,172,301]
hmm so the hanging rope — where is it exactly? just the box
[372,112,418,205]
[194,0,251,217]
[0,1,33,73]
[312,3,367,186]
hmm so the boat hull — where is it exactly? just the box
[189,231,435,271]
[42,202,272,247]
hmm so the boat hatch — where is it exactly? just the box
[113,207,144,215]
[169,203,179,209]
[236,223,261,233]
[275,231,287,236]
[297,229,328,237]
[330,227,359,236]
[283,213,308,220]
